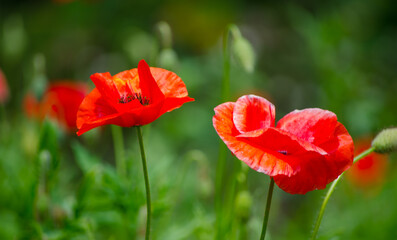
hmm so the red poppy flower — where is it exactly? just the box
[347,138,388,189]
[24,81,88,132]
[0,69,9,104]
[76,59,194,135]
[213,95,354,194]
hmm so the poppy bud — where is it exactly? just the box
[372,128,397,154]
[158,48,179,71]
[155,21,173,49]
[232,36,255,73]
[235,190,252,221]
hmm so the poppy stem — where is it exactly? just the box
[215,24,241,239]
[311,147,375,240]
[260,177,275,240]
[215,25,233,239]
[111,125,126,178]
[136,126,151,240]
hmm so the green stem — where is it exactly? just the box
[352,147,376,164]
[221,25,231,102]
[260,177,275,240]
[311,147,375,240]
[111,125,126,178]
[136,126,151,240]
[215,25,232,240]
[215,24,244,240]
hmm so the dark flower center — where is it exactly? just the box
[119,93,150,106]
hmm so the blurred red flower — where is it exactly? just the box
[24,81,88,132]
[347,138,388,189]
[0,69,9,103]
[213,95,354,194]
[76,59,194,135]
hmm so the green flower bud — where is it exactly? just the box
[155,21,173,49]
[157,48,179,71]
[232,37,256,73]
[372,128,397,153]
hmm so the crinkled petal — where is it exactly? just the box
[277,108,338,146]
[213,102,296,176]
[233,95,275,133]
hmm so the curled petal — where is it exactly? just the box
[213,102,295,176]
[233,95,275,133]
[237,127,328,156]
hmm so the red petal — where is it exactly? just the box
[273,122,354,194]
[237,127,327,156]
[44,82,87,130]
[160,96,195,115]
[138,60,164,103]
[213,102,295,176]
[113,68,140,93]
[273,152,331,194]
[233,95,275,133]
[76,89,167,135]
[277,108,338,146]
[76,88,121,135]
[148,67,190,98]
[90,73,122,102]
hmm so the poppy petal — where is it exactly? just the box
[76,89,168,135]
[138,60,165,103]
[273,122,354,194]
[273,151,331,194]
[90,73,121,102]
[160,96,195,115]
[237,127,327,156]
[233,95,275,133]
[113,69,140,94]
[213,102,296,176]
[148,67,190,98]
[277,108,338,146]
[321,122,354,177]
[76,89,119,133]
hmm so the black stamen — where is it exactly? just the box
[119,93,150,105]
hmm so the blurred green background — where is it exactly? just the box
[1,0,397,239]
